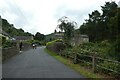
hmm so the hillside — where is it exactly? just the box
[2,18,33,37]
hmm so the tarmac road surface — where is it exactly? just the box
[2,46,86,78]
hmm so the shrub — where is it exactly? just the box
[53,42,65,53]
[46,39,65,54]
[46,40,55,47]
[100,40,110,47]
[98,61,120,77]
[2,36,6,44]
[107,40,120,61]
[2,40,16,48]
[46,39,63,46]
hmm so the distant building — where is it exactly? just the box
[53,32,64,39]
[45,32,63,41]
[45,30,89,46]
[14,36,33,41]
[71,34,89,46]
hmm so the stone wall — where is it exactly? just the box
[2,46,19,61]
[2,43,32,62]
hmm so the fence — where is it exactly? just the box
[60,51,120,77]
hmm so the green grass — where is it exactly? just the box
[44,48,104,79]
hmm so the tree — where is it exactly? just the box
[118,8,120,39]
[101,1,118,40]
[54,29,57,33]
[34,32,45,41]
[2,18,34,37]
[79,10,102,41]
[101,1,118,18]
[24,32,32,36]
[58,16,77,44]
[107,7,120,61]
[79,1,118,42]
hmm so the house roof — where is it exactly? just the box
[53,32,64,36]
[80,35,89,38]
[73,34,89,39]
[14,36,33,41]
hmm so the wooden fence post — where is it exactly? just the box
[59,50,61,56]
[73,53,77,64]
[65,52,67,58]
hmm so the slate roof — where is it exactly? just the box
[14,36,33,41]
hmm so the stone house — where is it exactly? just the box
[71,34,89,46]
[52,32,64,39]
[45,32,63,41]
[13,36,33,41]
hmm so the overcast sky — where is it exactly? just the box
[0,0,119,35]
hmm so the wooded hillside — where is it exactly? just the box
[2,18,33,37]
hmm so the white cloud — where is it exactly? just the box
[0,0,119,35]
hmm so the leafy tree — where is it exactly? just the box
[108,39,120,61]
[79,1,118,42]
[24,32,32,36]
[78,1,120,61]
[2,36,6,44]
[101,1,118,40]
[58,16,77,44]
[101,2,118,18]
[2,18,33,36]
[108,7,120,61]
[19,28,24,33]
[118,8,120,39]
[54,29,57,33]
[80,10,103,41]
[34,32,45,41]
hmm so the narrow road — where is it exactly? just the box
[3,46,85,78]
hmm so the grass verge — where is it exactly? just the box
[45,48,104,79]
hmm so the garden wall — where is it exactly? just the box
[2,43,32,62]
